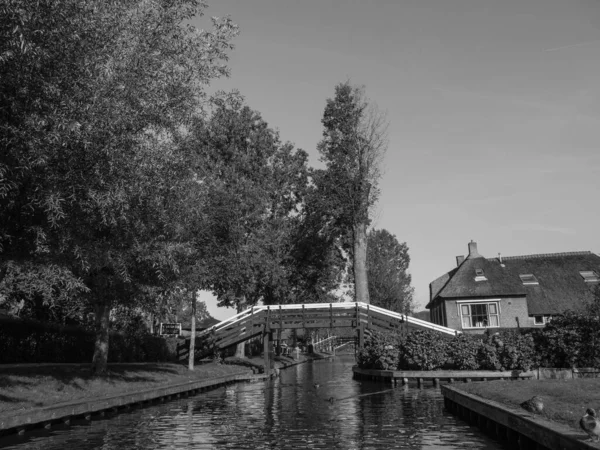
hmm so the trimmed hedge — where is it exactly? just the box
[530,312,600,368]
[357,313,600,372]
[358,329,538,372]
[0,316,181,364]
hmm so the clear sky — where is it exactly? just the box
[195,0,600,319]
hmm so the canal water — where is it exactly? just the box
[1,356,504,449]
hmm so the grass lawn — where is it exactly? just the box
[457,378,600,433]
[0,362,253,414]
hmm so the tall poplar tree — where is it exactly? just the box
[316,82,388,303]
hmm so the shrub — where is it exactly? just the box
[492,330,537,371]
[447,334,481,370]
[532,313,600,368]
[0,315,179,363]
[397,330,449,370]
[356,330,399,370]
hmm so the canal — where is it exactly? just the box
[1,356,504,449]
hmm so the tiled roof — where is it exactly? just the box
[428,251,600,315]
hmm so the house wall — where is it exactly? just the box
[442,297,529,334]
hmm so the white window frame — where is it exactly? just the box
[533,315,544,325]
[456,300,500,329]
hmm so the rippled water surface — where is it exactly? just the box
[1,356,504,449]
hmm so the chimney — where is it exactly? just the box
[467,240,481,259]
[456,255,465,267]
[498,252,505,267]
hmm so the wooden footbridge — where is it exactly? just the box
[197,302,459,376]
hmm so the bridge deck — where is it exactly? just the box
[198,302,458,351]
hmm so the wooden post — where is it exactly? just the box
[357,325,365,349]
[188,290,196,371]
[276,328,282,356]
[263,330,271,377]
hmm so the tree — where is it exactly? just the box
[0,0,238,374]
[367,229,414,314]
[188,96,310,356]
[315,82,388,303]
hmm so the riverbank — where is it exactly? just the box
[457,378,600,435]
[0,362,253,414]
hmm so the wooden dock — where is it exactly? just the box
[352,366,535,387]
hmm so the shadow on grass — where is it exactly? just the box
[0,363,184,390]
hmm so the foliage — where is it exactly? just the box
[397,330,450,370]
[0,315,180,363]
[356,330,400,370]
[190,96,310,310]
[361,329,537,372]
[491,331,538,372]
[0,261,89,323]
[315,82,388,303]
[447,334,480,370]
[367,229,414,314]
[532,312,600,369]
[1,0,238,373]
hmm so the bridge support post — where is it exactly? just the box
[276,328,282,356]
[263,331,274,377]
[357,325,365,349]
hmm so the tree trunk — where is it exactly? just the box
[353,221,370,303]
[234,301,245,358]
[91,299,110,375]
[188,291,196,370]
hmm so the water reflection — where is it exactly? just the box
[0,356,503,449]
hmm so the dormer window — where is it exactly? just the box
[519,274,539,285]
[474,268,487,282]
[580,271,599,283]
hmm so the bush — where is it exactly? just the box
[532,313,600,368]
[356,330,399,370]
[447,334,481,370]
[492,331,537,371]
[357,328,537,372]
[0,316,179,364]
[397,330,449,370]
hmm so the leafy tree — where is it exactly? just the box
[286,188,351,303]
[315,82,388,303]
[0,0,238,374]
[367,229,414,314]
[188,97,310,355]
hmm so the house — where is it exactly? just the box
[427,241,600,333]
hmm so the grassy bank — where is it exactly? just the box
[457,378,600,432]
[0,362,252,414]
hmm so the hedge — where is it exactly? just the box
[0,316,182,364]
[357,313,600,372]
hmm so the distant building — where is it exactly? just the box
[427,241,600,333]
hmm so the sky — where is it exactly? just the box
[194,0,600,319]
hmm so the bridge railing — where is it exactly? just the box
[366,303,460,336]
[198,301,459,341]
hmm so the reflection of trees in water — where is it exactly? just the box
[2,361,502,450]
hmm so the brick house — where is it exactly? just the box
[427,241,600,333]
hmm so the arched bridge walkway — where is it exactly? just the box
[197,302,458,375]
